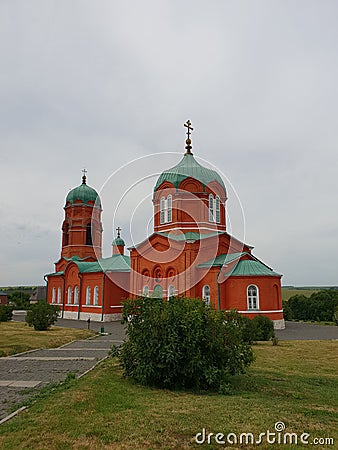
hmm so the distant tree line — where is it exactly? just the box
[283,289,338,323]
[8,290,31,309]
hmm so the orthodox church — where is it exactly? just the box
[46,121,285,329]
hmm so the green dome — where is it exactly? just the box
[112,237,125,246]
[66,176,101,208]
[154,153,226,192]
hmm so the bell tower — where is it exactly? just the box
[61,171,102,260]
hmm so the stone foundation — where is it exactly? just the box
[273,318,285,330]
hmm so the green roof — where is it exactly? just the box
[75,255,130,274]
[66,177,101,208]
[157,231,223,242]
[154,153,226,191]
[197,252,245,268]
[47,255,130,278]
[64,256,93,262]
[224,259,281,277]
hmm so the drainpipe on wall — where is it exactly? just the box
[43,275,48,302]
[101,273,105,322]
[217,266,222,310]
[78,273,82,320]
[61,274,65,318]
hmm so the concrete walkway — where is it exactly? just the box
[0,332,122,422]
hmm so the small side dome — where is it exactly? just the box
[154,153,226,192]
[112,236,125,246]
[66,174,101,208]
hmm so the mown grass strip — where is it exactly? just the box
[0,340,337,449]
[0,322,94,357]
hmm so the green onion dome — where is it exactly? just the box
[112,236,125,246]
[66,175,101,208]
[154,152,226,192]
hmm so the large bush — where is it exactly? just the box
[114,297,254,391]
[0,305,13,322]
[286,290,338,322]
[240,315,275,343]
[26,300,59,331]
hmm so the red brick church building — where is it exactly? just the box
[46,122,284,329]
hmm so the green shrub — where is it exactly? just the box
[240,315,256,344]
[282,300,292,320]
[8,290,31,310]
[288,290,338,322]
[334,306,338,326]
[26,300,59,331]
[252,315,275,341]
[0,305,13,322]
[240,315,275,342]
[114,297,254,391]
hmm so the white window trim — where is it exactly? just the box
[74,286,79,305]
[86,286,91,305]
[167,285,175,298]
[202,285,211,306]
[247,284,259,310]
[215,195,220,223]
[209,194,214,222]
[142,285,150,297]
[57,288,62,304]
[52,288,56,304]
[160,195,173,224]
[160,197,165,224]
[93,286,99,306]
[167,195,172,223]
[66,286,73,305]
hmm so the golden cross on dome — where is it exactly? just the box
[184,120,194,155]
[82,168,87,184]
[116,226,121,238]
[184,120,193,139]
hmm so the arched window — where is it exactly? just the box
[209,194,214,222]
[86,286,91,305]
[67,286,73,304]
[153,284,163,299]
[167,195,172,222]
[168,285,175,298]
[247,285,259,310]
[74,286,79,305]
[51,288,56,304]
[86,223,93,246]
[93,286,99,306]
[63,223,69,246]
[142,285,149,297]
[202,285,211,306]
[160,197,165,224]
[215,195,220,223]
[57,288,62,304]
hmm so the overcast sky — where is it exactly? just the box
[1,1,337,287]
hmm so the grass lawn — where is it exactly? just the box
[0,340,337,449]
[0,322,94,356]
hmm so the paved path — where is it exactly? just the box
[276,321,338,340]
[0,332,122,422]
